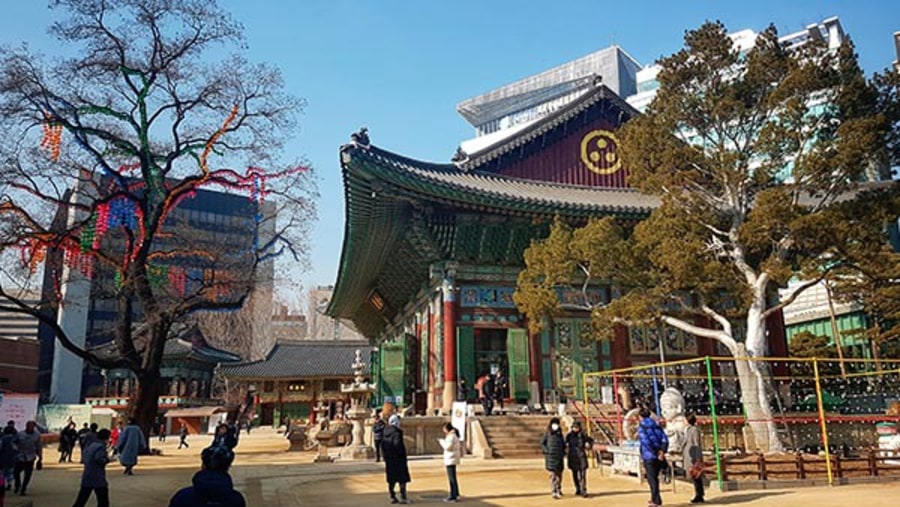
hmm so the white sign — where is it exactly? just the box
[39,404,92,431]
[451,401,467,442]
[601,386,614,405]
[0,393,39,430]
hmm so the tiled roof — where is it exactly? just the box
[89,323,241,364]
[457,84,641,171]
[342,145,659,217]
[219,341,370,379]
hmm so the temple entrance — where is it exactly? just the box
[458,326,530,402]
[474,328,508,379]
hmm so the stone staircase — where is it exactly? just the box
[478,415,554,459]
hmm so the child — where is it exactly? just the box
[73,429,111,507]
[540,417,565,499]
[437,423,461,502]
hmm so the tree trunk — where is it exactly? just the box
[131,369,162,451]
[734,343,783,453]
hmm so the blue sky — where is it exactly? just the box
[2,1,898,306]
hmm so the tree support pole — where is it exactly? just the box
[705,356,723,491]
[813,358,834,486]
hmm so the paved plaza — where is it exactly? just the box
[7,429,900,507]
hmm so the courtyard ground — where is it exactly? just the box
[6,428,900,507]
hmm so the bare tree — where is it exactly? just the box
[0,0,316,435]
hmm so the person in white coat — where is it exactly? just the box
[437,423,461,503]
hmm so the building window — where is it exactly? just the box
[322,379,341,392]
[263,381,275,393]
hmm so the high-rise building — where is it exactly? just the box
[38,184,274,402]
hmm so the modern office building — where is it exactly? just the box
[37,184,275,402]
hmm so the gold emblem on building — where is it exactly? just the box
[580,130,622,175]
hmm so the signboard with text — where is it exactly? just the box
[0,393,39,430]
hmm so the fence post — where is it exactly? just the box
[868,448,878,477]
[704,356,723,490]
[812,358,834,486]
[583,372,591,438]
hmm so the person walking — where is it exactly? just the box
[0,426,17,493]
[437,423,461,503]
[540,417,565,499]
[372,412,385,463]
[178,426,190,450]
[168,446,246,507]
[381,415,411,504]
[116,418,147,476]
[13,421,42,496]
[564,421,593,497]
[638,408,669,507]
[109,423,120,458]
[684,413,705,504]
[60,422,78,463]
[72,429,111,507]
[158,423,167,443]
[81,424,99,451]
[483,373,495,416]
[493,371,508,413]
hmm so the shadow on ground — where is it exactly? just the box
[711,491,789,504]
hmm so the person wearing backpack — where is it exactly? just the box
[638,408,669,507]
[168,446,245,507]
[72,429,111,507]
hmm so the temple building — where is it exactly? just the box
[326,79,790,415]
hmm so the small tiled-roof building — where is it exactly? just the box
[220,340,369,425]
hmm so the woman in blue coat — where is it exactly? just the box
[115,418,147,476]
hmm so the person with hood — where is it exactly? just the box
[638,408,669,507]
[115,418,147,476]
[72,429,111,507]
[540,417,565,499]
[683,413,705,504]
[168,445,245,507]
[381,414,411,504]
[565,421,593,497]
[437,423,461,502]
[13,421,42,496]
[372,412,385,463]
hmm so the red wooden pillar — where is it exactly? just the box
[612,325,630,369]
[442,278,457,413]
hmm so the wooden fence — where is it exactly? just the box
[717,449,900,481]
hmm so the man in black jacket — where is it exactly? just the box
[372,412,385,463]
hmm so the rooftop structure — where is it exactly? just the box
[457,45,641,137]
